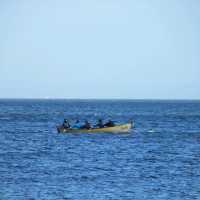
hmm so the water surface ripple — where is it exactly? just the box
[0,100,200,200]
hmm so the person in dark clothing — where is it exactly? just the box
[81,120,91,129]
[104,120,115,127]
[95,119,104,128]
[62,119,70,128]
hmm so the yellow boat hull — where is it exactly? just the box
[57,123,133,133]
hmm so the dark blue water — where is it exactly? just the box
[0,100,200,200]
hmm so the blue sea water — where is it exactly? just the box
[0,99,200,200]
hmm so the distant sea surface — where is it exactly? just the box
[0,99,200,200]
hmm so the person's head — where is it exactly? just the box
[76,120,80,123]
[64,119,68,122]
[98,119,102,123]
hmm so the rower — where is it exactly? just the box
[62,119,70,128]
[72,120,81,129]
[104,120,115,127]
[95,119,104,128]
[81,120,91,129]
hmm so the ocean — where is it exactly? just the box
[0,99,200,200]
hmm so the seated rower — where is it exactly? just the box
[62,119,70,128]
[72,120,81,129]
[95,119,104,128]
[104,120,115,127]
[81,120,91,129]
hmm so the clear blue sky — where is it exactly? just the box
[0,0,199,99]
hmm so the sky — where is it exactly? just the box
[0,0,199,99]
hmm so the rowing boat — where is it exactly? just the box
[57,122,133,133]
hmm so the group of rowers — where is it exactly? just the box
[62,119,115,129]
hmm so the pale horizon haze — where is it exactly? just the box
[0,0,200,99]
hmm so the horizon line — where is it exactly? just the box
[0,97,200,101]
